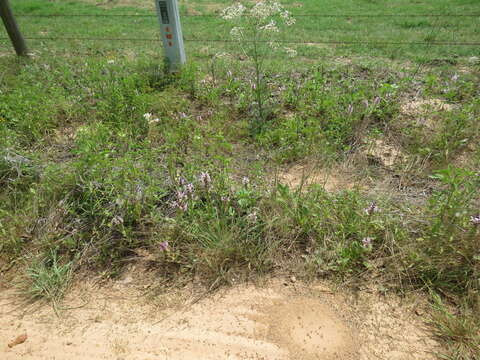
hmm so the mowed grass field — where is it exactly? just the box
[1,1,480,359]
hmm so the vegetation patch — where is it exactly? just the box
[1,0,479,358]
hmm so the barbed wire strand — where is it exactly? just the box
[1,37,479,46]
[14,13,480,17]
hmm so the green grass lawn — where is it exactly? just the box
[1,1,480,358]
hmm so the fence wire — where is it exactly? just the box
[2,9,479,59]
[1,37,478,47]
[14,13,480,17]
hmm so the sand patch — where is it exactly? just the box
[0,276,442,360]
[263,298,356,359]
[279,163,357,191]
[364,138,405,168]
[401,98,454,121]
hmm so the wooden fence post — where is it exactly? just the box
[0,0,28,56]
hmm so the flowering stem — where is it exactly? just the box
[252,24,264,126]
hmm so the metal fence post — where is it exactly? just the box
[154,0,186,71]
[0,0,28,56]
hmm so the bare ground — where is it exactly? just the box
[1,276,440,359]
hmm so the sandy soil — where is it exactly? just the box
[279,163,359,192]
[1,278,440,360]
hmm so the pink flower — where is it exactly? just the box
[159,241,169,251]
[364,202,379,216]
[470,215,480,225]
[199,172,212,189]
[362,237,373,248]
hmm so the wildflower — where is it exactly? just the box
[199,171,212,189]
[284,15,296,26]
[364,202,379,216]
[176,190,187,201]
[242,176,250,186]
[284,47,297,58]
[362,237,373,248]
[178,177,187,186]
[221,3,246,19]
[171,199,188,212]
[107,59,115,64]
[247,211,258,222]
[251,1,282,19]
[347,104,354,115]
[373,96,381,106]
[221,195,230,202]
[451,73,459,82]
[135,183,144,201]
[260,20,279,32]
[143,113,153,121]
[269,41,279,50]
[111,215,124,226]
[471,215,480,225]
[230,26,244,39]
[185,183,195,196]
[179,112,188,119]
[280,10,290,19]
[159,241,169,251]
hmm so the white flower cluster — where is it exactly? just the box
[222,1,295,26]
[250,1,295,26]
[280,9,296,26]
[221,3,246,20]
[230,26,244,39]
[284,47,297,57]
[260,19,279,32]
[143,113,159,124]
[251,1,282,19]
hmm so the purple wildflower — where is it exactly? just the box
[185,183,195,196]
[221,195,230,202]
[373,96,381,106]
[362,237,373,248]
[178,201,188,212]
[111,215,124,226]
[364,202,379,216]
[159,241,169,251]
[247,211,258,223]
[199,172,212,189]
[176,190,187,201]
[470,215,480,225]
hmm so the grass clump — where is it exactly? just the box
[25,250,72,304]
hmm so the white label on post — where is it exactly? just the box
[155,0,186,71]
